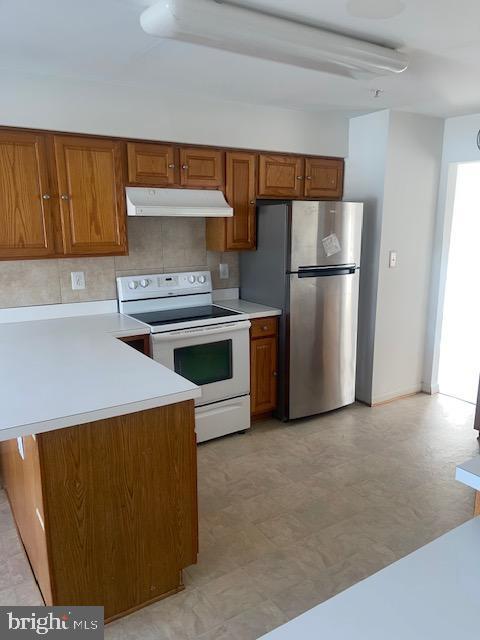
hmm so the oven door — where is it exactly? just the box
[152,320,251,406]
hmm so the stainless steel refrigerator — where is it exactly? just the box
[240,201,363,421]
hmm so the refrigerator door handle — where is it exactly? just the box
[297,264,356,278]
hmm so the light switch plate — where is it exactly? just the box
[389,251,397,268]
[219,263,229,280]
[71,271,86,290]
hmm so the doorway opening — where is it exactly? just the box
[438,162,480,404]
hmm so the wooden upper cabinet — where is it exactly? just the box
[54,136,127,256]
[127,142,176,186]
[304,157,344,199]
[0,130,56,259]
[206,151,256,251]
[180,147,224,188]
[226,152,256,250]
[258,154,304,198]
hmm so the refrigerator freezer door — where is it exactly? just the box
[288,270,359,418]
[289,202,363,271]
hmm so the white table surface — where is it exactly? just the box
[456,457,480,491]
[216,299,281,319]
[0,313,200,441]
[261,517,480,639]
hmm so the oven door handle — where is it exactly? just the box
[152,320,251,341]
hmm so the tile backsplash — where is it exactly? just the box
[0,218,239,309]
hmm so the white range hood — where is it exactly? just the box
[126,187,233,217]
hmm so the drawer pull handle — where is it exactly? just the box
[42,194,51,200]
[168,163,176,169]
[273,371,278,377]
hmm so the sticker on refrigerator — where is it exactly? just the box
[322,233,341,257]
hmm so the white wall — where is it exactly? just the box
[424,113,480,393]
[346,110,444,405]
[344,110,390,403]
[0,71,349,156]
[372,112,444,403]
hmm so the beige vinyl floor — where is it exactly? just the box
[1,393,478,639]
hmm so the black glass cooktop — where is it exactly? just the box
[130,305,242,327]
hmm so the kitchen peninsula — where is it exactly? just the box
[0,312,200,622]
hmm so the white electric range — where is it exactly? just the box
[117,271,251,443]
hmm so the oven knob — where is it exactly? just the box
[139,279,150,288]
[128,281,139,289]
[188,275,196,284]
[198,275,207,284]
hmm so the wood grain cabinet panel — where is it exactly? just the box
[0,401,198,623]
[258,154,304,198]
[0,435,53,603]
[250,318,278,418]
[304,157,344,199]
[180,147,224,188]
[0,131,56,259]
[54,135,127,256]
[206,151,256,251]
[127,142,176,186]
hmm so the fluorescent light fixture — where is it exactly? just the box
[140,0,408,78]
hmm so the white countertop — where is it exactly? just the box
[261,517,480,639]
[216,299,281,319]
[456,457,480,491]
[0,313,200,442]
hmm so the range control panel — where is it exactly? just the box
[117,271,212,301]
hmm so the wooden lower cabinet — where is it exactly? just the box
[250,317,278,418]
[0,401,198,622]
[475,492,480,516]
[118,333,151,357]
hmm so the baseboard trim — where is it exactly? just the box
[422,382,440,395]
[370,387,423,407]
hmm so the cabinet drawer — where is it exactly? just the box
[250,317,278,339]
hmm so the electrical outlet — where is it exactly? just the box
[219,263,229,280]
[389,251,397,268]
[71,271,86,290]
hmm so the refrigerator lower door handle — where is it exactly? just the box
[297,265,356,278]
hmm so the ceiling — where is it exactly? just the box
[2,0,480,117]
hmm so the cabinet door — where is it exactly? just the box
[54,136,127,256]
[127,142,176,186]
[304,158,344,199]
[207,151,256,251]
[226,152,256,250]
[0,130,56,259]
[251,336,278,417]
[180,147,224,188]
[258,154,304,198]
